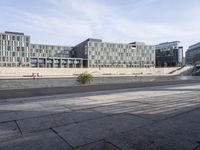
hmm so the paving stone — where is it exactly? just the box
[74,141,106,150]
[179,108,200,124]
[39,97,126,111]
[0,103,43,112]
[0,130,71,150]
[39,97,93,108]
[59,98,129,111]
[74,140,120,150]
[0,105,70,122]
[86,93,127,101]
[128,101,200,120]
[103,142,121,150]
[0,83,200,149]
[0,121,20,142]
[93,101,151,114]
[17,110,107,133]
[54,114,151,147]
[106,109,200,150]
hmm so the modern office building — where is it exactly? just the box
[186,42,200,65]
[0,31,83,68]
[155,41,183,67]
[29,44,83,68]
[0,31,30,67]
[0,31,156,68]
[73,38,155,68]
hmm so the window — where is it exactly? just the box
[17,36,20,41]
[26,37,29,42]
[2,35,6,40]
[7,46,11,51]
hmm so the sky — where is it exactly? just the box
[0,0,200,53]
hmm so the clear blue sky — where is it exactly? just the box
[1,0,200,52]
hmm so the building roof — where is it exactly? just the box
[188,42,200,50]
[4,31,25,35]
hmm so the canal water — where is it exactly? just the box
[0,76,200,90]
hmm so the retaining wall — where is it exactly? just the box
[0,67,181,78]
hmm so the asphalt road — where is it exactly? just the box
[0,79,200,100]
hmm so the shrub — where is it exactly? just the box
[77,72,94,85]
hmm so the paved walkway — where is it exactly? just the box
[0,83,200,150]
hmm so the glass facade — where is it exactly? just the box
[155,41,183,67]
[186,42,200,65]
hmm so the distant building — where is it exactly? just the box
[73,38,155,68]
[29,44,82,68]
[186,42,200,65]
[0,31,31,67]
[0,31,156,68]
[0,31,83,68]
[155,41,183,67]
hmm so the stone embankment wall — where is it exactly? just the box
[0,67,187,79]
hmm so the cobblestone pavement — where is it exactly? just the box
[0,83,200,150]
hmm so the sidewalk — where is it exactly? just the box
[0,83,200,150]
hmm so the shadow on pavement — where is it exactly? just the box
[0,92,200,150]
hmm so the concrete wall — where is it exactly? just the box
[0,67,182,79]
